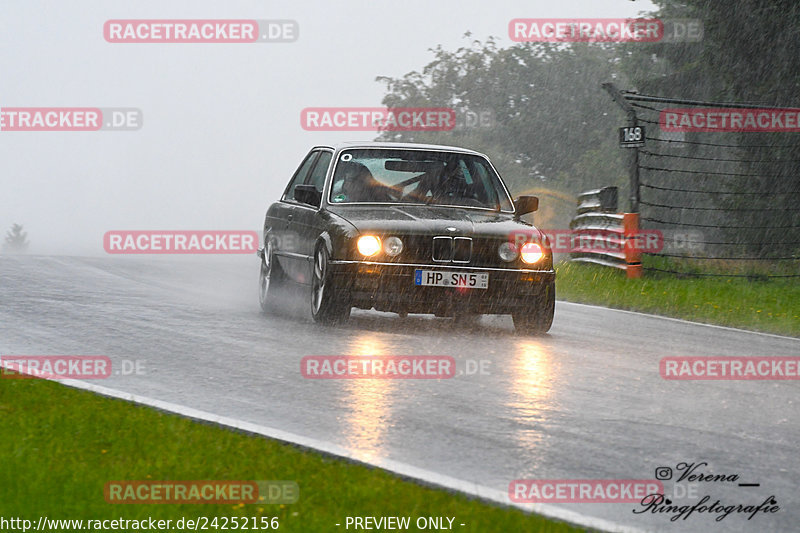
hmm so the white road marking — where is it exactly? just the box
[557,300,800,342]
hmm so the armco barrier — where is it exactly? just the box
[569,186,642,278]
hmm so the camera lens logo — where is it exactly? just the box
[655,467,673,480]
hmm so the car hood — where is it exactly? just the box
[326,204,543,240]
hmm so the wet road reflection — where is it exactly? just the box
[506,338,561,460]
[338,333,397,463]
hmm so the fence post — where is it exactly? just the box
[602,82,640,213]
[623,213,642,278]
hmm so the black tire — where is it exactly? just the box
[310,245,350,324]
[512,280,555,335]
[259,241,284,313]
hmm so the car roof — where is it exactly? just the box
[309,141,488,158]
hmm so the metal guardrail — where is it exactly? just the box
[576,186,618,215]
[569,186,642,277]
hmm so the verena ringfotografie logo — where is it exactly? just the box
[509,479,664,503]
[661,108,800,132]
[301,356,456,379]
[636,462,780,523]
[0,108,142,131]
[660,357,800,380]
[300,108,456,132]
[104,481,298,504]
[1,356,112,379]
[104,231,258,254]
[510,229,664,254]
[104,20,298,43]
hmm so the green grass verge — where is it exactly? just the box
[556,261,800,337]
[0,378,584,533]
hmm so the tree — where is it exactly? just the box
[3,223,29,253]
[620,0,800,258]
[375,37,631,196]
[623,0,800,104]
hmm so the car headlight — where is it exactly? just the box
[498,242,518,262]
[520,242,544,264]
[357,235,382,257]
[383,236,403,257]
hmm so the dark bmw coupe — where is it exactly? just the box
[257,142,555,334]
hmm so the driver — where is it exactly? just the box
[340,162,392,202]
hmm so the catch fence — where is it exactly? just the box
[600,86,800,278]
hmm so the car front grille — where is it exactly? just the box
[432,236,472,263]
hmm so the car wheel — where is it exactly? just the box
[259,241,284,313]
[311,245,350,324]
[512,280,555,335]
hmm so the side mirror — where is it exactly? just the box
[514,195,539,219]
[294,184,321,207]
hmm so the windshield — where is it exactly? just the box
[328,149,514,211]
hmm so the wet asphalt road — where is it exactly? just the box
[1,255,798,532]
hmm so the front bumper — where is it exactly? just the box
[328,260,554,315]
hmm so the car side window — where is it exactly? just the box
[282,151,319,202]
[306,151,333,193]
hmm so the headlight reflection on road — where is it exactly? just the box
[507,339,560,456]
[339,334,397,463]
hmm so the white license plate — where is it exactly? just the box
[414,270,489,289]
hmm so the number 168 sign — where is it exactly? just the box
[619,126,645,147]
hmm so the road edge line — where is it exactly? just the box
[0,362,645,533]
[556,300,800,342]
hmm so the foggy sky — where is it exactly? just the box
[0,0,655,255]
